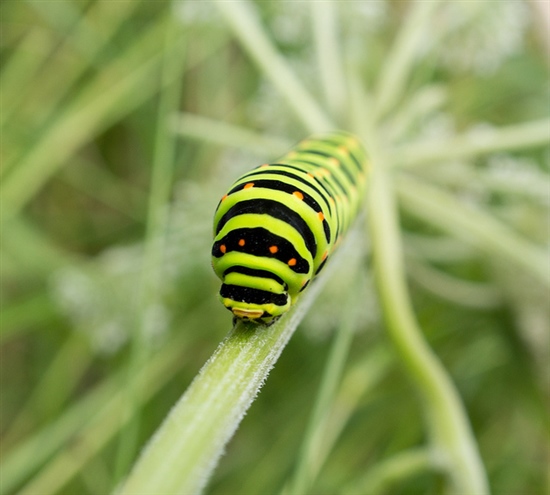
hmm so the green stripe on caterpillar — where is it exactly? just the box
[212,131,369,324]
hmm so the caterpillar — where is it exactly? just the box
[211,131,369,325]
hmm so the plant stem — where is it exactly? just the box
[116,258,337,495]
[365,138,490,494]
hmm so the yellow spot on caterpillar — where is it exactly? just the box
[293,191,304,200]
[220,244,227,254]
[244,183,254,189]
[221,194,228,201]
[238,239,245,247]
[288,258,297,267]
[232,308,264,319]
[322,251,328,261]
[318,211,325,221]
[260,164,269,168]
[269,245,278,254]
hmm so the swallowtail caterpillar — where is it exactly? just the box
[212,131,369,324]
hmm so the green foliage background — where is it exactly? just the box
[1,1,548,494]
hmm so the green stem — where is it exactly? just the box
[366,148,490,494]
[349,62,489,494]
[117,260,336,495]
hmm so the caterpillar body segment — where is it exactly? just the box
[212,131,369,324]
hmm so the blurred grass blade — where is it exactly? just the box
[0,30,56,144]
[396,174,550,287]
[1,216,79,275]
[341,448,438,495]
[0,17,224,220]
[1,33,167,217]
[1,370,120,495]
[26,0,129,57]
[406,257,502,309]
[0,293,59,343]
[2,1,141,177]
[403,233,478,263]
[172,113,291,155]
[319,347,392,466]
[2,333,188,495]
[394,118,550,167]
[288,274,365,493]
[215,0,334,133]
[373,0,443,121]
[23,0,141,118]
[280,346,391,495]
[114,15,186,480]
[3,334,91,448]
[312,0,348,124]
[385,85,448,143]
[117,253,342,495]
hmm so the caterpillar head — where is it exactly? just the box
[218,281,290,325]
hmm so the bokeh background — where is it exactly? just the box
[1,1,549,494]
